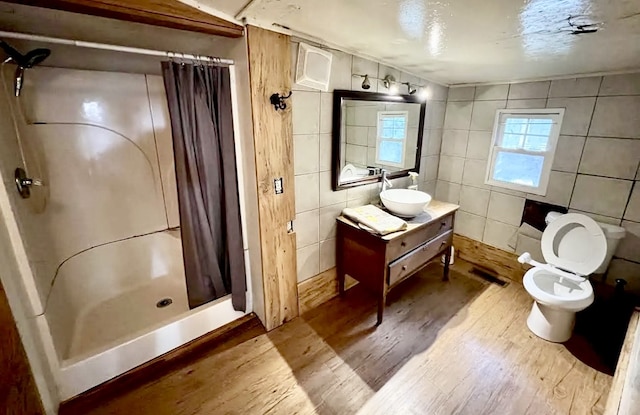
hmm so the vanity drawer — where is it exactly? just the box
[387,214,453,260]
[388,230,452,287]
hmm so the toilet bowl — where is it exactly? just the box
[520,213,624,343]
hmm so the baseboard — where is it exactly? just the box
[297,268,357,314]
[452,233,529,281]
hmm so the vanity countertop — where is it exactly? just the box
[337,199,459,241]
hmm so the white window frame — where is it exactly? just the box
[485,108,565,195]
[375,111,408,168]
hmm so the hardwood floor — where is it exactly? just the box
[61,260,612,415]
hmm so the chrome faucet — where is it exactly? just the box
[381,169,393,192]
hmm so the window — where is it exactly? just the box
[485,109,564,195]
[376,111,408,167]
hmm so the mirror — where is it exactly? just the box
[332,90,426,190]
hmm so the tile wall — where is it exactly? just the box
[291,41,448,282]
[439,74,640,292]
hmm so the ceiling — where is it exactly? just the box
[195,0,640,85]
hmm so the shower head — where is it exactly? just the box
[0,41,50,96]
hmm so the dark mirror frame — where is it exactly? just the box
[331,90,427,191]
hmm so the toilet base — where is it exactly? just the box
[526,301,575,343]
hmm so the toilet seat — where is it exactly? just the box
[540,213,607,277]
[523,268,593,311]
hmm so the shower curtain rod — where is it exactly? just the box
[0,30,234,65]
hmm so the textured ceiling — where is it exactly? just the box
[218,0,640,85]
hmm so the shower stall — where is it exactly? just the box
[0,34,256,401]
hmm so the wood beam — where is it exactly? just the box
[4,0,243,38]
[246,25,298,330]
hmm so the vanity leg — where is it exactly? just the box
[338,269,345,296]
[337,227,345,296]
[443,245,452,282]
[376,293,386,325]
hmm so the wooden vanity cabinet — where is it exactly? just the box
[336,200,459,324]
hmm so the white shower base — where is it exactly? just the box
[42,230,250,400]
[67,274,189,358]
[55,292,246,400]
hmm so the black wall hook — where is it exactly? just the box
[270,91,292,111]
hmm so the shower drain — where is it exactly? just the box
[156,298,173,308]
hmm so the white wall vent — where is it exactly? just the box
[295,43,333,91]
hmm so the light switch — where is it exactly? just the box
[274,177,283,194]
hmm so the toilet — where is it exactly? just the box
[520,213,626,343]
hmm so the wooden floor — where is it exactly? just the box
[61,260,613,415]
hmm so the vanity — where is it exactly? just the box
[336,200,458,324]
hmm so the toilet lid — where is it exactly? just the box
[541,213,607,276]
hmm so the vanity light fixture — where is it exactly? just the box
[361,74,371,90]
[404,82,417,95]
[382,75,395,90]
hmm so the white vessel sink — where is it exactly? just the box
[380,189,432,218]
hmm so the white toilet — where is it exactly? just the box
[519,213,626,343]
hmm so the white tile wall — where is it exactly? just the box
[438,155,465,183]
[444,101,473,129]
[294,134,319,175]
[435,180,461,204]
[527,171,576,207]
[448,86,475,101]
[578,137,640,180]
[295,209,319,248]
[552,135,585,173]
[569,175,632,218]
[548,77,601,98]
[475,84,509,101]
[546,97,595,136]
[440,74,640,272]
[441,130,469,157]
[291,41,448,282]
[487,192,525,226]
[466,131,492,160]
[624,186,640,222]
[599,73,640,96]
[459,185,490,216]
[590,96,640,138]
[292,91,320,134]
[470,100,506,131]
[506,99,547,109]
[483,219,518,252]
[454,211,486,240]
[507,81,550,100]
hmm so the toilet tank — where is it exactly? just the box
[545,212,626,273]
[595,222,626,273]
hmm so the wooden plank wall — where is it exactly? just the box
[4,0,244,37]
[297,268,358,315]
[0,281,44,415]
[453,233,529,281]
[246,25,298,331]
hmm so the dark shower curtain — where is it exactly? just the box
[161,61,246,311]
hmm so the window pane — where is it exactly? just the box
[382,119,394,129]
[382,128,394,138]
[523,135,549,151]
[504,118,527,135]
[393,118,406,128]
[393,128,405,139]
[378,140,403,164]
[492,151,544,187]
[502,134,524,149]
[527,121,552,136]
